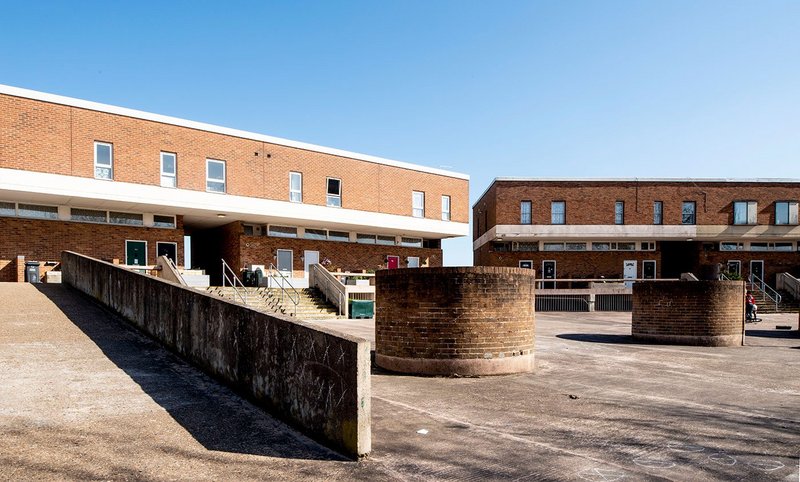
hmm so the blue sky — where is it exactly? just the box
[2,1,798,266]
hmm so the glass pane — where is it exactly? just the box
[543,243,564,251]
[161,175,176,188]
[565,242,586,251]
[109,211,144,226]
[617,242,636,250]
[290,173,301,191]
[268,225,297,238]
[71,208,106,223]
[407,257,420,268]
[733,202,747,224]
[207,180,225,192]
[776,202,788,224]
[327,195,341,207]
[207,161,224,180]
[750,243,768,251]
[95,166,112,179]
[790,202,799,224]
[747,202,757,224]
[328,230,349,242]
[304,229,327,240]
[327,178,341,195]
[377,235,396,246]
[95,144,112,165]
[592,243,610,251]
[18,203,58,219]
[161,153,176,174]
[774,242,793,252]
[0,201,15,216]
[356,233,376,244]
[153,215,174,228]
[400,237,422,247]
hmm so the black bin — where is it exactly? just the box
[25,261,41,283]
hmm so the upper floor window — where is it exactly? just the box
[441,195,451,221]
[520,201,532,224]
[94,142,113,180]
[289,172,302,202]
[615,201,624,225]
[326,177,341,207]
[682,201,696,225]
[551,201,565,225]
[653,201,663,225]
[206,159,226,193]
[733,201,757,225]
[775,201,799,225]
[160,152,176,188]
[412,191,425,218]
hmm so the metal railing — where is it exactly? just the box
[221,258,248,305]
[267,264,300,316]
[776,272,800,301]
[309,264,348,317]
[748,273,781,311]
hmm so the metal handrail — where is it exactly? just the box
[777,272,800,300]
[221,258,248,305]
[719,272,730,281]
[748,273,781,311]
[268,263,300,316]
[310,263,347,317]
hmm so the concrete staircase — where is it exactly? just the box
[206,286,343,320]
[747,286,800,313]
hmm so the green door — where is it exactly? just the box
[126,241,147,266]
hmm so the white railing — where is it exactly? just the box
[310,263,349,317]
[776,272,800,301]
[221,258,248,305]
[748,273,781,311]
[267,264,300,316]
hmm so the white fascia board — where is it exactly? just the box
[0,83,469,181]
[0,168,468,238]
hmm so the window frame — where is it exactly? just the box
[289,171,303,203]
[326,177,342,207]
[615,201,624,225]
[653,201,663,225]
[160,151,177,188]
[520,200,532,225]
[412,191,425,218]
[206,159,226,193]
[441,195,451,221]
[551,201,566,225]
[681,201,696,225]
[94,141,114,180]
[733,201,757,225]
[775,201,799,225]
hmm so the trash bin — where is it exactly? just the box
[349,299,374,319]
[25,261,40,283]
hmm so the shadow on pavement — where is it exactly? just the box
[745,329,800,339]
[556,333,635,344]
[33,284,344,461]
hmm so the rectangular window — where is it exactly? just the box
[71,208,107,223]
[640,242,656,251]
[774,242,794,252]
[653,201,663,225]
[94,142,113,180]
[400,237,423,248]
[304,228,327,240]
[243,224,255,236]
[289,172,302,203]
[565,242,586,251]
[268,225,297,238]
[520,201,532,224]
[750,242,769,251]
[512,242,539,252]
[377,235,396,246]
[614,242,636,251]
[328,230,350,242]
[356,233,376,244]
[109,211,144,226]
[407,257,420,268]
[551,201,566,225]
[441,195,451,221]
[326,177,341,207]
[152,215,175,228]
[0,201,16,216]
[412,191,425,218]
[720,242,744,251]
[160,152,177,188]
[206,159,226,193]
[592,242,610,251]
[733,201,757,225]
[543,242,564,251]
[775,201,799,225]
[615,201,624,225]
[17,203,58,220]
[682,201,696,225]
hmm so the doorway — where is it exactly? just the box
[623,260,637,287]
[156,242,177,264]
[125,240,147,266]
[643,260,656,279]
[750,260,764,286]
[304,250,319,278]
[387,256,399,269]
[542,260,556,288]
[277,249,293,274]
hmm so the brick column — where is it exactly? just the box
[16,255,25,282]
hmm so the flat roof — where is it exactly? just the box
[0,83,469,181]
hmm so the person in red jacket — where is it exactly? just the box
[745,291,757,321]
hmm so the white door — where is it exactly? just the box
[304,250,319,278]
[623,260,637,287]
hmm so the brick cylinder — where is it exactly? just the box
[375,267,535,376]
[632,280,745,346]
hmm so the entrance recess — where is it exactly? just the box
[542,260,556,288]
[387,256,399,269]
[643,260,656,279]
[277,249,293,274]
[125,240,147,266]
[304,250,319,278]
[156,242,177,264]
[750,260,764,286]
[623,260,637,287]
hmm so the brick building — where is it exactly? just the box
[473,179,800,285]
[0,84,469,283]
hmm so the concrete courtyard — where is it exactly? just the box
[1,282,798,480]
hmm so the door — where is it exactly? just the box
[125,240,147,266]
[387,256,399,269]
[643,260,656,279]
[519,260,533,269]
[623,260,637,287]
[726,260,741,276]
[750,260,764,286]
[156,242,177,264]
[542,260,556,288]
[277,249,293,274]
[304,250,319,278]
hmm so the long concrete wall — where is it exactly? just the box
[61,251,371,457]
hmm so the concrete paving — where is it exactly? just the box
[1,283,798,481]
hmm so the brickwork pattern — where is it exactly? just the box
[375,267,535,375]
[632,280,744,346]
[0,94,468,223]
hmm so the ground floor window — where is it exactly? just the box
[156,242,178,264]
[407,257,420,268]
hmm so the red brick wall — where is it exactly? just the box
[0,216,184,282]
[0,94,468,223]
[632,280,744,346]
[375,267,535,375]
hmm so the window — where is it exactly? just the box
[592,242,610,251]
[512,242,539,252]
[565,242,586,251]
[107,211,143,226]
[615,242,636,251]
[733,201,757,225]
[682,201,696,225]
[615,201,624,225]
[206,159,226,193]
[71,208,106,223]
[152,215,175,228]
[653,201,663,225]
[720,242,744,251]
[543,243,564,251]
[0,201,16,216]
[775,201,799,225]
[94,142,113,180]
[750,242,769,251]
[412,191,425,218]
[328,230,350,242]
[304,228,327,240]
[641,242,656,251]
[774,242,794,252]
[407,257,420,268]
[268,225,297,238]
[520,201,532,224]
[326,178,341,207]
[243,224,255,236]
[289,172,302,202]
[377,235,396,246]
[551,201,565,225]
[726,260,741,275]
[400,237,423,248]
[441,195,451,221]
[356,233,376,244]
[17,203,58,219]
[160,152,176,188]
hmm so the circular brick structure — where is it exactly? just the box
[632,280,745,346]
[375,267,535,376]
